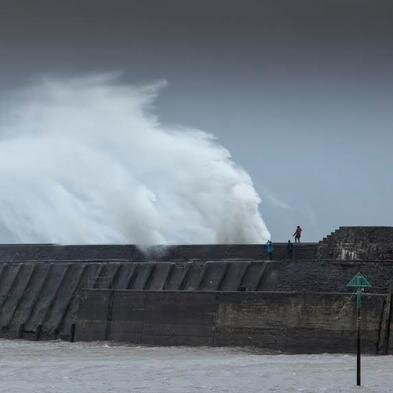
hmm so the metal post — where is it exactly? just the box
[346,273,371,388]
[356,289,361,386]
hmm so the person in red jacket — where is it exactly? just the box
[293,226,302,243]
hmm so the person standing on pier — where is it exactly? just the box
[287,240,294,259]
[266,240,273,260]
[293,226,302,243]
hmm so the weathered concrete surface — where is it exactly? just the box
[0,243,317,262]
[76,290,390,354]
[0,258,391,343]
[318,226,393,261]
[261,260,393,293]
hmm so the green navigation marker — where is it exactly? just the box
[346,272,372,289]
[346,272,372,387]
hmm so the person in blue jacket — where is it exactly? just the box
[266,240,273,260]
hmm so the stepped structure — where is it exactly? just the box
[318,226,393,260]
[0,226,392,353]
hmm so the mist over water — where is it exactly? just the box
[0,76,270,244]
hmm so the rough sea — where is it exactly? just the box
[0,340,390,393]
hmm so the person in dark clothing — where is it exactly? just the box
[293,225,302,243]
[286,240,293,259]
[266,240,273,260]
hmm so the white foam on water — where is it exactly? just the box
[0,340,390,392]
[0,75,270,245]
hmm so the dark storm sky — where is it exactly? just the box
[0,0,392,241]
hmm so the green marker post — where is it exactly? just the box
[346,272,372,387]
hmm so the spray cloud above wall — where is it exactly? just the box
[0,75,270,244]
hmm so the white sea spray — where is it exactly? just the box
[0,75,270,244]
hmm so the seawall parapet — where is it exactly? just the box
[0,243,317,262]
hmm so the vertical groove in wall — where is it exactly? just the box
[110,264,125,289]
[162,264,174,290]
[197,262,228,291]
[143,264,156,290]
[0,263,10,278]
[238,262,251,290]
[6,263,39,336]
[178,263,192,290]
[0,264,6,287]
[131,263,153,290]
[162,263,187,290]
[87,264,103,288]
[92,264,107,288]
[0,264,22,311]
[1,263,36,331]
[39,264,71,338]
[218,262,248,291]
[241,262,268,291]
[59,263,101,339]
[93,264,108,288]
[253,263,268,291]
[216,263,229,291]
[55,264,87,339]
[256,262,271,291]
[181,262,205,290]
[44,264,90,337]
[83,263,102,288]
[23,264,69,336]
[0,264,11,304]
[114,264,137,289]
[18,264,52,338]
[196,264,207,290]
[108,264,122,289]
[97,264,121,289]
[127,264,140,289]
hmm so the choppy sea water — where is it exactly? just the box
[0,339,390,393]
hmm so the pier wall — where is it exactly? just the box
[0,226,391,353]
[76,290,392,354]
[0,258,391,347]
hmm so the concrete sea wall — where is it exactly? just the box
[76,290,392,354]
[0,258,391,348]
[0,226,391,352]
